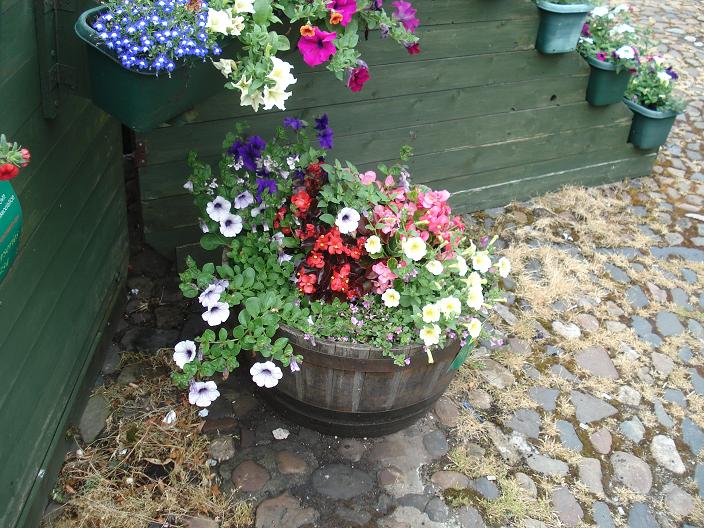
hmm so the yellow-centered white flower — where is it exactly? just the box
[466,271,483,289]
[365,235,382,254]
[471,251,492,273]
[425,260,443,276]
[213,58,237,78]
[402,236,427,261]
[454,255,468,276]
[467,317,482,339]
[466,286,484,310]
[419,324,441,347]
[267,57,296,89]
[206,9,244,35]
[233,0,255,13]
[422,303,441,323]
[262,84,292,111]
[381,288,400,308]
[438,296,462,317]
[497,256,511,278]
[235,75,263,111]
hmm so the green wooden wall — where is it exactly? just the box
[139,0,654,262]
[0,2,128,527]
[137,0,656,262]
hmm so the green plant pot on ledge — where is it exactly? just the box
[623,99,679,150]
[74,7,235,133]
[535,0,593,54]
[585,56,632,106]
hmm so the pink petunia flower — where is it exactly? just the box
[298,27,337,67]
[392,1,419,33]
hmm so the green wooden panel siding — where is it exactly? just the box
[0,1,128,526]
[136,0,655,258]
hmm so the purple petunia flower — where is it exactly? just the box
[391,1,419,33]
[283,117,305,130]
[581,23,590,37]
[256,177,277,202]
[665,67,679,80]
[318,127,334,149]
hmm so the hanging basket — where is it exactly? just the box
[74,6,233,133]
[584,56,632,106]
[0,181,23,283]
[623,99,679,150]
[535,1,593,54]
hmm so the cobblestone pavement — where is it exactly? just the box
[62,1,704,527]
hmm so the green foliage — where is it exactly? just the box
[625,59,686,112]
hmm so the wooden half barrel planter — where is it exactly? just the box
[256,325,463,437]
[584,56,632,106]
[74,7,233,133]
[534,0,593,54]
[623,99,680,150]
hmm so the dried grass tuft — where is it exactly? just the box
[43,352,253,528]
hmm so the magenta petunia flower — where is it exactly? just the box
[327,0,357,26]
[298,27,337,67]
[392,1,419,33]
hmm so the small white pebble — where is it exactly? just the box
[601,393,612,400]
[272,428,290,440]
[198,409,209,418]
[162,410,177,424]
[578,423,589,431]
[76,449,85,457]
[207,459,217,466]
[486,475,496,481]
[618,506,625,515]
[126,477,134,485]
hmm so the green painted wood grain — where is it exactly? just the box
[0,179,126,528]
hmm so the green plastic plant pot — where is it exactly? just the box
[623,98,678,150]
[0,181,23,283]
[535,1,593,54]
[584,56,632,106]
[74,6,233,133]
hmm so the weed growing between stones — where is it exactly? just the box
[43,351,253,528]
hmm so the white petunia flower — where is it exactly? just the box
[202,301,230,326]
[438,296,462,317]
[189,381,220,407]
[425,260,443,276]
[466,286,484,310]
[335,207,361,234]
[183,180,194,192]
[262,84,292,111]
[199,282,226,308]
[213,58,237,78]
[381,288,400,307]
[173,340,197,369]
[206,9,234,34]
[162,410,177,424]
[615,45,635,59]
[402,236,427,262]
[199,219,210,233]
[467,318,482,339]
[250,361,283,388]
[233,0,255,14]
[613,3,629,13]
[471,251,492,273]
[419,324,441,347]
[455,255,468,276]
[235,75,263,111]
[233,190,254,209]
[610,23,635,34]
[365,235,382,254]
[268,57,297,89]
[466,271,483,289]
[219,213,243,237]
[422,303,441,323]
[497,256,511,278]
[657,71,671,84]
[251,204,265,217]
[591,5,609,16]
[206,196,232,222]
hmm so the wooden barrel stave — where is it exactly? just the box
[260,325,461,436]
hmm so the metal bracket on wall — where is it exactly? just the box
[33,0,77,119]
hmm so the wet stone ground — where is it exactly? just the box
[66,0,704,526]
